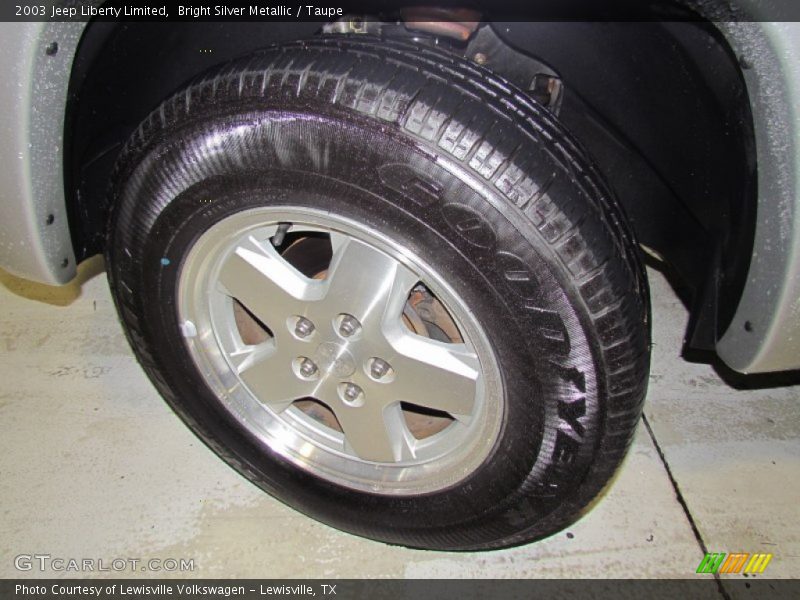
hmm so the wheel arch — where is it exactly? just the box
[64,16,790,372]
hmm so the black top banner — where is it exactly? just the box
[5,0,800,22]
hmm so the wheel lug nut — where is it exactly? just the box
[338,314,361,337]
[370,358,392,379]
[338,382,365,407]
[298,358,318,378]
[294,317,315,338]
[343,383,362,402]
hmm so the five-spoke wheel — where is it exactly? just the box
[177,209,503,494]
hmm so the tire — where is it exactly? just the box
[106,36,650,551]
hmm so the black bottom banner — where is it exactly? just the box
[2,579,798,600]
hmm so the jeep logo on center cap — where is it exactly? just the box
[314,341,357,378]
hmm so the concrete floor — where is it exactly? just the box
[0,259,798,583]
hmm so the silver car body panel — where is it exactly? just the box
[715,21,800,373]
[0,17,797,372]
[0,22,81,285]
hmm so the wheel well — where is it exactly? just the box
[64,21,322,260]
[65,18,755,352]
[490,21,756,350]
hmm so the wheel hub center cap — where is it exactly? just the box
[314,341,357,378]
